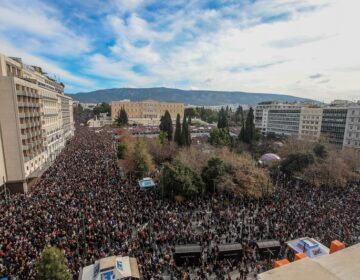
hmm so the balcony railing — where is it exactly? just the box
[16,90,38,98]
[23,156,31,162]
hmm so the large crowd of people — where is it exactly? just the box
[0,127,359,279]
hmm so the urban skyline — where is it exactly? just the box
[0,0,359,102]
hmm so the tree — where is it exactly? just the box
[184,108,196,119]
[233,105,243,125]
[93,102,111,116]
[117,141,127,159]
[209,128,231,147]
[238,117,246,142]
[159,110,173,141]
[146,138,178,166]
[303,151,359,187]
[244,107,256,143]
[116,107,128,127]
[181,116,191,146]
[187,106,219,123]
[217,107,228,129]
[216,151,273,198]
[160,161,204,198]
[174,114,182,146]
[201,157,226,193]
[73,104,94,125]
[36,246,71,280]
[186,117,192,146]
[280,152,315,176]
[132,140,150,179]
[239,107,256,144]
[176,146,212,174]
[313,143,328,159]
[158,131,168,145]
[180,115,188,146]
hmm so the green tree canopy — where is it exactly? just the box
[36,246,71,280]
[233,105,244,125]
[181,116,191,146]
[158,131,168,145]
[159,110,173,141]
[201,157,227,193]
[117,141,127,159]
[280,152,315,176]
[93,102,111,116]
[116,107,128,127]
[186,117,192,146]
[209,128,232,146]
[217,107,229,129]
[239,107,256,144]
[313,143,328,159]
[174,114,182,146]
[73,104,94,125]
[132,140,150,179]
[160,161,204,198]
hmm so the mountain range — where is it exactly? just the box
[68,87,313,105]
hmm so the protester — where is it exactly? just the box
[0,127,359,279]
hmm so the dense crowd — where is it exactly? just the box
[0,127,359,279]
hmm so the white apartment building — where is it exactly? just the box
[255,102,302,134]
[0,127,6,189]
[40,83,64,161]
[0,54,74,193]
[255,100,360,150]
[343,107,360,149]
[298,108,323,141]
[60,95,75,142]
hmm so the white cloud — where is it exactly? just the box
[0,39,94,88]
[86,54,154,86]
[101,0,359,102]
[112,0,144,13]
[0,0,90,55]
[2,0,358,100]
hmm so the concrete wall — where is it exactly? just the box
[0,126,7,187]
[0,77,26,191]
[0,52,75,192]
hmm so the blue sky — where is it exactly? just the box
[0,0,359,101]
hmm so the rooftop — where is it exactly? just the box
[258,243,360,280]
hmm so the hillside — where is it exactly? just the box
[67,87,313,105]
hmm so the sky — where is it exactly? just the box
[0,0,359,102]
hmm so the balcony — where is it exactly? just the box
[21,134,29,140]
[23,156,31,162]
[24,111,36,118]
[35,130,41,137]
[16,90,27,97]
